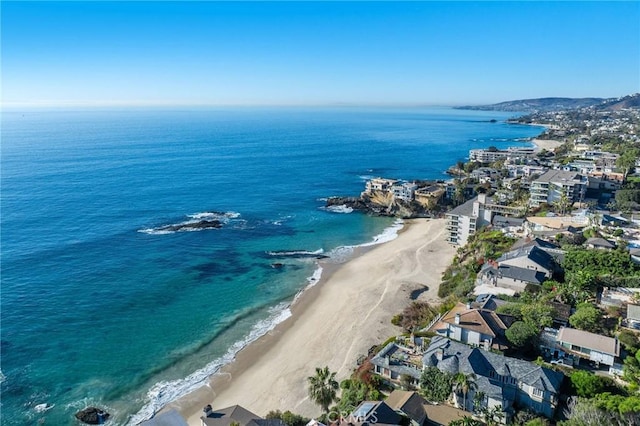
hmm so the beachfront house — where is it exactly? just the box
[496,246,556,278]
[201,405,285,426]
[392,181,419,201]
[476,262,547,294]
[475,240,563,295]
[370,341,423,388]
[363,178,398,195]
[414,185,445,209]
[427,302,515,351]
[423,336,564,421]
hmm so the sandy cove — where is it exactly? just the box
[161,218,456,425]
[531,138,564,152]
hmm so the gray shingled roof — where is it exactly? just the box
[511,237,560,251]
[534,169,583,184]
[447,198,477,217]
[497,264,547,285]
[585,237,616,249]
[480,263,547,285]
[497,246,556,272]
[370,342,423,380]
[350,401,401,426]
[492,215,525,228]
[422,336,563,395]
[202,406,285,426]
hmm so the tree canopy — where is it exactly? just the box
[307,366,339,413]
[505,321,539,348]
[569,303,602,333]
[420,367,453,403]
[570,371,607,398]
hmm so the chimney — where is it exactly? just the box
[478,193,487,204]
[466,302,472,310]
[455,313,461,325]
[436,348,444,361]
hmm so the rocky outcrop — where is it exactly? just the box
[75,407,110,425]
[326,195,432,219]
[155,219,222,232]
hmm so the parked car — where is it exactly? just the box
[551,358,574,368]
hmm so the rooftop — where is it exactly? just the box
[534,169,585,184]
[497,245,556,272]
[423,336,564,395]
[557,327,620,357]
[384,391,427,425]
[628,304,640,321]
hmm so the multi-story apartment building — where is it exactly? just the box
[529,169,587,207]
[469,147,535,163]
[445,194,524,246]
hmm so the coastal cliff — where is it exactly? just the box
[326,194,433,218]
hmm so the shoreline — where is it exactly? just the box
[530,138,564,152]
[158,218,455,424]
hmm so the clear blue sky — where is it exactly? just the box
[2,1,639,107]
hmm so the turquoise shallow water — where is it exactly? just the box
[0,107,543,425]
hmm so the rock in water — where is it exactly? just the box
[157,219,222,232]
[75,407,110,425]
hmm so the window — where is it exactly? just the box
[532,388,543,398]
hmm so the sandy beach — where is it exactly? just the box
[161,218,455,424]
[531,138,564,152]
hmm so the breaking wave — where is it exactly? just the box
[266,249,327,259]
[321,204,354,214]
[127,302,293,425]
[138,211,242,235]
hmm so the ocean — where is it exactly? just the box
[0,107,543,425]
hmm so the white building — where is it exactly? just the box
[445,194,494,245]
[529,169,588,207]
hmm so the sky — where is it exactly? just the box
[2,1,639,107]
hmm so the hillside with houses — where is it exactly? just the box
[150,99,640,426]
[309,98,640,425]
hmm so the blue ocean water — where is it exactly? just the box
[0,107,543,425]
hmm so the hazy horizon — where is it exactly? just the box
[2,1,639,108]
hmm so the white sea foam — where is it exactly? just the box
[33,403,54,413]
[359,219,404,247]
[130,221,403,424]
[322,205,354,214]
[138,228,174,235]
[324,219,404,264]
[138,211,242,234]
[188,211,241,220]
[128,303,292,425]
[267,249,324,257]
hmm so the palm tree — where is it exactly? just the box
[453,373,477,411]
[480,406,505,426]
[448,416,481,426]
[307,366,339,413]
[472,391,486,413]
